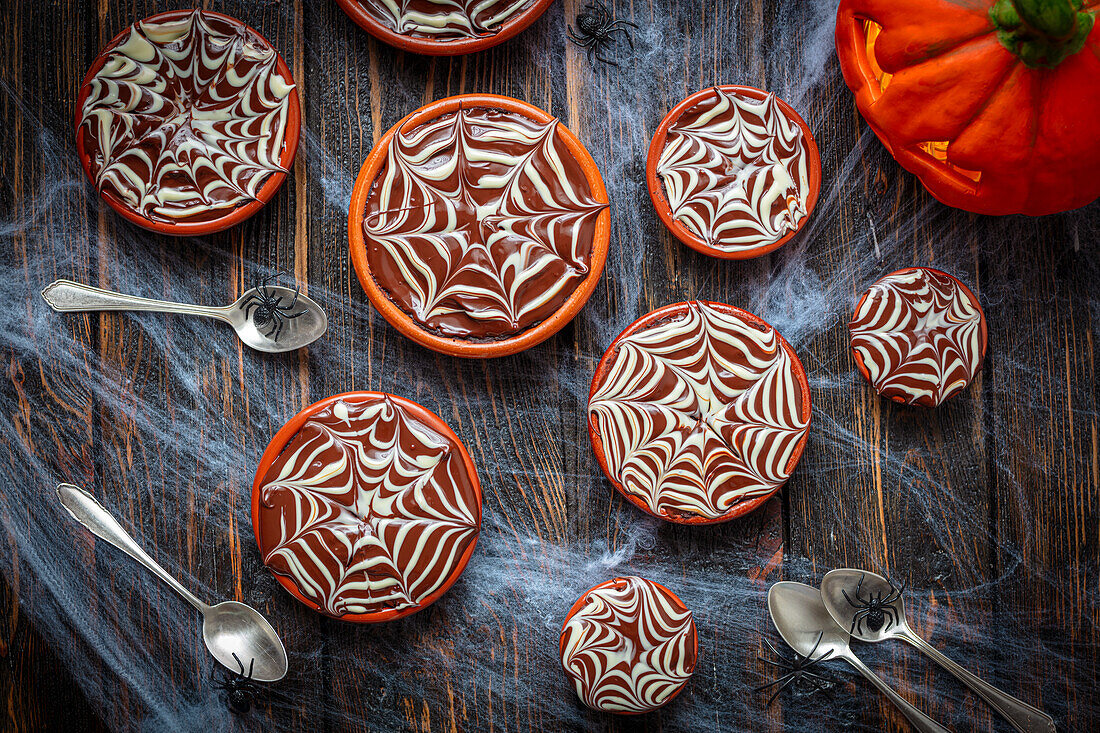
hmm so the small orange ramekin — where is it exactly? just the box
[349,93,611,358]
[646,85,821,260]
[588,301,812,524]
[334,0,555,55]
[559,576,699,714]
[74,10,301,236]
[251,391,482,623]
[850,267,989,407]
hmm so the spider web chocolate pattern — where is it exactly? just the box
[589,302,809,521]
[353,0,534,40]
[364,106,608,339]
[849,268,985,407]
[656,88,810,252]
[257,397,480,618]
[560,576,697,713]
[79,11,294,224]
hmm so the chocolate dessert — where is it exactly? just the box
[78,10,296,226]
[256,396,481,620]
[362,105,608,341]
[589,301,811,523]
[654,87,815,255]
[349,0,536,40]
[850,267,987,407]
[560,576,698,714]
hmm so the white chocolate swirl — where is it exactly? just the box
[258,397,480,618]
[354,0,534,40]
[589,302,809,521]
[560,576,697,713]
[850,268,985,407]
[79,11,295,224]
[364,105,607,340]
[656,88,810,253]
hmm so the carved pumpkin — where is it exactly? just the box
[836,0,1100,215]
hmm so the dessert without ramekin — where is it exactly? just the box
[75,10,300,236]
[647,85,821,260]
[349,94,611,358]
[334,0,554,55]
[252,392,481,623]
[560,576,698,714]
[850,267,988,407]
[588,301,811,524]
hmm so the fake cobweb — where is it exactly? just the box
[0,1,1098,731]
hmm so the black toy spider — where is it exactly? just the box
[756,632,838,707]
[567,1,638,67]
[843,573,904,635]
[212,653,270,715]
[239,273,307,343]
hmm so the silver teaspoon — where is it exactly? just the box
[57,484,288,682]
[768,581,950,733]
[41,279,327,353]
[821,569,1054,733]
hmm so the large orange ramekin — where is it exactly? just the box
[74,10,301,237]
[559,576,699,714]
[349,93,611,358]
[646,85,821,261]
[588,301,812,524]
[334,0,555,55]
[251,391,482,623]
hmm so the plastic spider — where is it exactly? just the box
[212,653,271,715]
[843,573,904,635]
[567,1,638,67]
[756,633,837,707]
[239,273,306,343]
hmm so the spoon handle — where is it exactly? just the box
[845,652,952,733]
[898,629,1055,733]
[56,484,210,614]
[42,280,230,321]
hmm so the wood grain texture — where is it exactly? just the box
[2,0,1098,731]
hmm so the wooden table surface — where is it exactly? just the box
[2,1,1098,731]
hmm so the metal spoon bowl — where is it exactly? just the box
[821,568,1054,733]
[820,569,907,643]
[201,601,287,682]
[42,279,327,354]
[768,581,949,733]
[57,484,288,682]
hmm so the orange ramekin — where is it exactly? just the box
[251,391,482,623]
[349,93,611,358]
[334,0,555,55]
[74,10,301,236]
[588,301,812,524]
[646,85,821,260]
[850,267,989,406]
[559,576,699,714]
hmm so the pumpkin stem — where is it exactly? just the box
[991,0,1095,67]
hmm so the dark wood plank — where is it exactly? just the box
[0,0,106,729]
[985,218,1100,731]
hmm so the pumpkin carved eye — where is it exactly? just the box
[863,21,892,93]
[917,141,982,184]
[859,19,983,185]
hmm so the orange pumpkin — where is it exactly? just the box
[836,0,1100,215]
